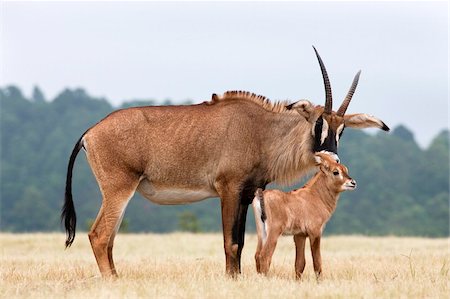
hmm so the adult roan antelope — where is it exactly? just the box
[61,47,389,277]
[253,152,357,279]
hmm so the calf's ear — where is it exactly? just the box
[344,113,390,131]
[314,152,333,170]
[314,154,323,165]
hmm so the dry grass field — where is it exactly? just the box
[0,233,448,299]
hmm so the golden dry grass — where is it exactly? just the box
[1,233,449,298]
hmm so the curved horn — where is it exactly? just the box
[337,70,361,116]
[312,46,332,114]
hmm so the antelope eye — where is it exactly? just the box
[333,170,339,176]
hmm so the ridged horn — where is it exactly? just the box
[337,70,361,116]
[313,46,332,114]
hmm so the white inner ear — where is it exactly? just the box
[344,113,387,129]
[314,155,322,164]
[320,118,329,145]
[336,123,344,146]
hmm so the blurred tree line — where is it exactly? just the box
[0,86,448,236]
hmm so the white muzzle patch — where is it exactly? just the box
[343,180,357,190]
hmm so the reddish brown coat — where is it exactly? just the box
[253,152,356,278]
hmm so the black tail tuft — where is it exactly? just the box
[61,135,84,248]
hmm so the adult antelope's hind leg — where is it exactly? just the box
[88,206,108,275]
[294,234,306,279]
[88,172,138,277]
[107,203,129,276]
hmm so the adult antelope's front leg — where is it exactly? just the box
[235,183,258,273]
[216,181,242,276]
[235,203,249,273]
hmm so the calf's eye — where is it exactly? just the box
[333,170,339,176]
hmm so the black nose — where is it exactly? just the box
[351,179,357,187]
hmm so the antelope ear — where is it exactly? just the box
[344,113,390,131]
[314,152,331,168]
[314,154,323,165]
[287,100,320,123]
[315,152,335,170]
[211,93,219,102]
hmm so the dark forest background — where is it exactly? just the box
[1,86,448,236]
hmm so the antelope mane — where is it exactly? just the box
[211,91,296,115]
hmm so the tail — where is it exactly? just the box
[61,135,85,248]
[255,188,266,222]
[252,188,267,243]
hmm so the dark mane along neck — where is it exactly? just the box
[208,90,295,114]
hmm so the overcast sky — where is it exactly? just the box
[1,1,448,147]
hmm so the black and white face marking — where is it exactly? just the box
[312,116,344,162]
[336,123,345,147]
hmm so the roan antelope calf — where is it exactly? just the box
[252,152,356,279]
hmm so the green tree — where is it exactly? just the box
[0,85,448,236]
[178,211,201,233]
[32,86,46,103]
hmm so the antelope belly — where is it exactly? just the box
[282,228,302,236]
[137,181,218,205]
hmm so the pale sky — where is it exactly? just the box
[1,1,448,147]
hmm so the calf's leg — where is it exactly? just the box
[294,234,307,279]
[253,216,264,272]
[258,230,281,275]
[253,218,263,273]
[310,235,322,278]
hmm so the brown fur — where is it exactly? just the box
[63,89,386,278]
[252,153,356,279]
